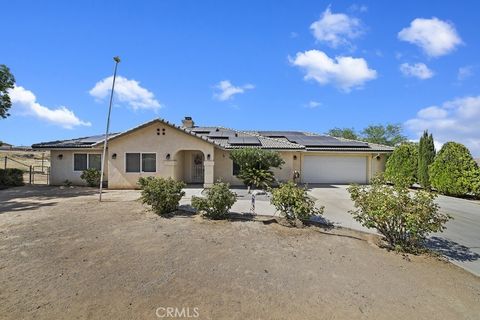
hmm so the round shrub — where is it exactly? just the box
[80,168,101,187]
[384,143,418,186]
[138,177,186,216]
[192,181,236,219]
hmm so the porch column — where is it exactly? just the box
[203,160,214,188]
[163,160,177,180]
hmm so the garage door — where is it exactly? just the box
[302,156,367,184]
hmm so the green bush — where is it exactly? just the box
[348,176,450,252]
[0,168,24,187]
[80,168,101,187]
[384,143,418,186]
[192,181,236,219]
[138,177,186,216]
[417,131,436,189]
[429,142,480,197]
[229,148,284,190]
[270,181,324,224]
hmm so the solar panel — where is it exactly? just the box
[207,131,236,139]
[258,131,305,138]
[228,136,261,146]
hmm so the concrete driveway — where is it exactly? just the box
[307,185,480,276]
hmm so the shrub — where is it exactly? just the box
[417,131,436,189]
[0,168,24,187]
[138,177,186,216]
[429,142,480,197]
[229,148,284,190]
[192,181,236,219]
[348,175,450,252]
[80,168,101,187]
[270,181,324,224]
[384,142,418,186]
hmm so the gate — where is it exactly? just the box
[3,156,50,185]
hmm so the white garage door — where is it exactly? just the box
[302,156,367,184]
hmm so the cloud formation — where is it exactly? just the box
[399,62,434,79]
[405,96,480,156]
[398,18,462,57]
[457,66,473,81]
[290,50,377,92]
[89,76,161,111]
[213,80,254,101]
[310,6,364,48]
[9,86,91,129]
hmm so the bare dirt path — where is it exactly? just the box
[1,186,479,319]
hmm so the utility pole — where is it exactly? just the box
[99,56,120,202]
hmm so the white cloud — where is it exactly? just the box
[9,86,91,129]
[457,66,473,81]
[305,101,322,108]
[405,96,480,156]
[310,6,364,48]
[399,62,434,79]
[398,17,462,57]
[213,80,254,101]
[290,50,377,92]
[89,76,161,111]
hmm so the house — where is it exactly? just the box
[0,142,13,150]
[31,117,394,188]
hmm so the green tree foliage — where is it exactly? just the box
[348,175,450,252]
[80,168,101,187]
[417,131,436,189]
[384,143,418,186]
[229,148,284,189]
[192,181,236,219]
[326,127,358,140]
[429,142,480,197]
[361,124,407,146]
[138,177,186,215]
[0,65,16,119]
[271,181,324,224]
[0,168,24,188]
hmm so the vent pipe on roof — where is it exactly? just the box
[182,116,194,128]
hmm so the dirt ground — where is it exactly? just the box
[1,186,479,320]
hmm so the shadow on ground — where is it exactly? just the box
[425,236,480,262]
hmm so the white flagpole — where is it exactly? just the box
[99,56,120,202]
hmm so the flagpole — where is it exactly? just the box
[99,56,120,201]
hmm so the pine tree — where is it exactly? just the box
[418,131,436,189]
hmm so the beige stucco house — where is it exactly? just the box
[32,117,394,189]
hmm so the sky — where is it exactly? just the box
[1,0,480,156]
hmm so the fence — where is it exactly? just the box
[3,156,50,185]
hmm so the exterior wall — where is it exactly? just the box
[50,149,105,185]
[370,153,387,179]
[107,122,215,189]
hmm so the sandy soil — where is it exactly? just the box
[0,186,479,320]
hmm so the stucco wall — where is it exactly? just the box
[50,149,105,185]
[107,122,215,189]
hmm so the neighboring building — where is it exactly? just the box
[32,117,394,188]
[0,142,13,150]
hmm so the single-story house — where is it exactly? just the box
[32,117,394,188]
[0,142,13,150]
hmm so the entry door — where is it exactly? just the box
[191,152,204,183]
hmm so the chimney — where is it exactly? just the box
[182,116,194,128]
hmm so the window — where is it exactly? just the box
[232,160,240,175]
[126,153,156,173]
[74,154,87,171]
[142,153,156,172]
[74,153,102,171]
[126,153,141,172]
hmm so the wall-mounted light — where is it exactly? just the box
[207,154,211,160]
[112,153,117,160]
[293,155,297,160]
[375,154,381,160]
[166,153,171,160]
[58,154,63,160]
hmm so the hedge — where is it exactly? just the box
[0,168,24,187]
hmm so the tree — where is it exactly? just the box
[361,124,407,146]
[429,142,480,197]
[417,131,436,189]
[229,148,284,190]
[326,127,358,140]
[0,65,16,119]
[384,143,418,186]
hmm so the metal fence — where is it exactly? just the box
[3,156,50,185]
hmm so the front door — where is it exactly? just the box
[191,152,204,183]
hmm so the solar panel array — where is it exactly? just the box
[228,136,261,146]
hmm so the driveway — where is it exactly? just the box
[307,185,480,276]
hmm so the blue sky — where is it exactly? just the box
[1,0,480,155]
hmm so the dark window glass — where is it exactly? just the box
[142,153,156,172]
[126,153,140,172]
[88,154,102,170]
[74,154,87,171]
[232,160,240,175]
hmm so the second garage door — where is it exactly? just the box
[302,155,367,184]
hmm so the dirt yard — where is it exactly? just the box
[1,186,479,319]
